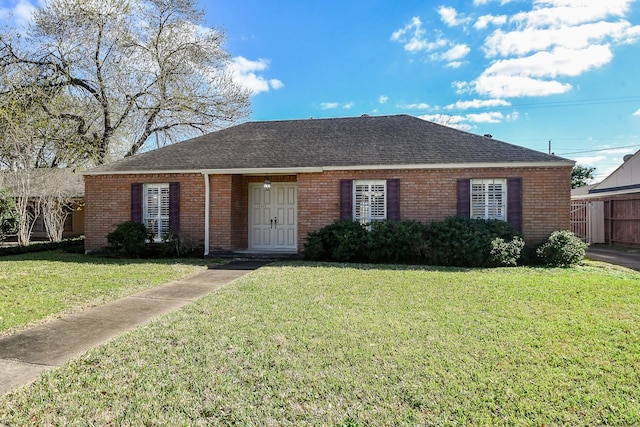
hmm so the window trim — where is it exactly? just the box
[143,183,170,242]
[470,178,507,221]
[353,179,387,225]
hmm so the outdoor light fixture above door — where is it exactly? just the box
[263,178,271,191]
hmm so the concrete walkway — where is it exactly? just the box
[0,261,267,395]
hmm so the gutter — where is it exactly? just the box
[82,161,574,177]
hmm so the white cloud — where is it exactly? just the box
[474,74,573,98]
[438,6,471,27]
[444,99,511,110]
[511,1,634,28]
[572,155,607,165]
[485,21,640,58]
[474,14,507,30]
[473,0,516,6]
[229,57,283,96]
[418,114,473,131]
[0,0,39,28]
[269,79,284,90]
[393,2,640,101]
[633,108,640,116]
[390,16,449,53]
[398,102,430,110]
[391,17,469,67]
[321,102,339,110]
[466,112,504,123]
[436,44,471,62]
[468,44,613,98]
[320,102,353,110]
[419,110,511,130]
[486,45,613,79]
[379,95,389,104]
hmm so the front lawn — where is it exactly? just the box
[1,262,639,425]
[0,251,207,335]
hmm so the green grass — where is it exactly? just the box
[0,250,207,335]
[1,262,640,425]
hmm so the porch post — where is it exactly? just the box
[203,172,210,256]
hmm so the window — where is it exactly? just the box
[353,180,386,225]
[144,183,170,241]
[471,179,506,220]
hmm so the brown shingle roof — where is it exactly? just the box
[86,114,572,174]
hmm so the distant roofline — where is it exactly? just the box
[82,161,574,176]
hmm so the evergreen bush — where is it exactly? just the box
[106,221,152,257]
[304,217,523,267]
[490,236,526,267]
[303,220,367,262]
[425,217,519,267]
[366,220,428,263]
[536,230,587,267]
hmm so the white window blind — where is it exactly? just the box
[471,179,506,221]
[353,180,386,225]
[144,183,170,240]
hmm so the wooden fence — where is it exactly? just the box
[572,197,640,246]
[570,200,604,244]
[604,198,640,246]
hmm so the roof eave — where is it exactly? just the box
[82,161,574,176]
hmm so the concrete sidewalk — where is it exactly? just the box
[0,261,267,395]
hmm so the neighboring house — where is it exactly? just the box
[571,150,640,245]
[83,114,573,255]
[0,169,85,241]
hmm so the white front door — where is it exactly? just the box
[249,183,297,251]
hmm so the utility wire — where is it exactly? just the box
[444,95,640,113]
[556,144,640,156]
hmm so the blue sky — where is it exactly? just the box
[2,0,640,181]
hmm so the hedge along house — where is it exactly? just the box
[83,114,574,255]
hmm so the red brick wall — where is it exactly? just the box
[84,173,205,252]
[85,166,571,253]
[298,166,572,249]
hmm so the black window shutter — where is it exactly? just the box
[507,177,522,233]
[340,180,353,220]
[456,179,471,217]
[169,182,180,233]
[387,179,400,221]
[131,183,143,223]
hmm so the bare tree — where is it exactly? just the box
[0,86,43,245]
[38,169,82,243]
[0,0,250,165]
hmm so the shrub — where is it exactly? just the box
[0,189,18,241]
[537,230,587,267]
[0,237,85,257]
[303,231,327,260]
[303,220,368,262]
[366,220,428,264]
[304,217,524,267]
[161,232,196,257]
[490,236,526,267]
[106,221,152,257]
[425,217,519,267]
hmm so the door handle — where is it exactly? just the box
[274,217,277,228]
[270,218,273,229]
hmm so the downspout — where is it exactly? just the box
[203,172,210,256]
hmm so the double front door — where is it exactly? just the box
[249,183,297,251]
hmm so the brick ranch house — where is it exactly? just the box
[83,114,574,255]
